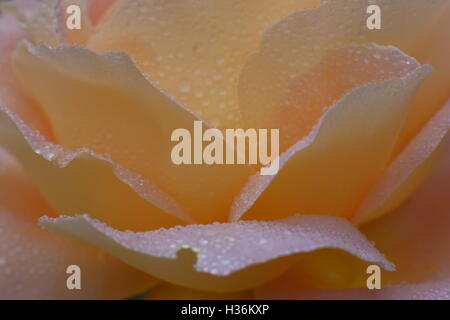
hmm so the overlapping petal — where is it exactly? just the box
[0,11,53,138]
[0,147,157,299]
[40,213,394,292]
[87,0,322,127]
[231,55,432,221]
[0,107,189,230]
[353,98,450,224]
[11,42,254,223]
[240,0,450,155]
[256,133,450,299]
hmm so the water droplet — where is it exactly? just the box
[216,56,225,65]
[178,81,191,93]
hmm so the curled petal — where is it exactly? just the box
[240,0,450,156]
[361,133,450,284]
[353,98,450,224]
[40,213,394,292]
[231,57,432,221]
[0,148,157,299]
[257,133,450,299]
[0,107,190,230]
[12,42,254,223]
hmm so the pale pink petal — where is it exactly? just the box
[40,213,394,292]
[257,134,450,299]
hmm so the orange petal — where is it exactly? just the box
[231,55,432,221]
[0,147,157,299]
[12,42,254,223]
[87,0,322,127]
[40,213,394,292]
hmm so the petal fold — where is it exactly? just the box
[0,148,157,299]
[12,42,254,223]
[232,61,432,221]
[40,213,394,292]
[0,107,189,230]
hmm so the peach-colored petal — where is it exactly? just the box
[360,133,450,284]
[257,133,450,299]
[0,12,53,139]
[231,58,432,221]
[87,0,322,127]
[12,42,255,223]
[239,0,449,155]
[39,213,394,292]
[0,107,189,230]
[272,44,420,150]
[0,147,157,299]
[352,98,450,224]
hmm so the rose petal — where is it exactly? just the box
[39,213,394,292]
[12,42,254,223]
[239,0,449,156]
[360,133,450,283]
[87,0,322,127]
[265,43,420,151]
[0,147,157,299]
[257,133,450,299]
[0,107,190,230]
[0,12,53,139]
[352,98,450,224]
[231,61,432,221]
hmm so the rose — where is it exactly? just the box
[0,0,449,300]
